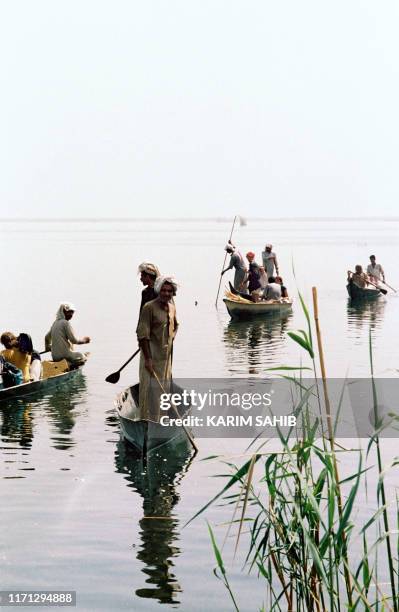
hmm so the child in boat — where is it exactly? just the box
[0,332,31,382]
[275,276,289,298]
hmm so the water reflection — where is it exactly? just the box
[0,372,87,454]
[223,314,292,375]
[115,438,194,605]
[347,298,386,341]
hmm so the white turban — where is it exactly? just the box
[56,302,75,319]
[137,262,160,277]
[154,276,178,295]
[224,243,235,252]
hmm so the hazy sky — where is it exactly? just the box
[2,1,399,218]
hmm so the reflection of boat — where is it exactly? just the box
[0,365,85,403]
[0,372,87,451]
[223,295,293,320]
[116,383,192,455]
[223,314,292,375]
[346,282,381,301]
[115,438,193,605]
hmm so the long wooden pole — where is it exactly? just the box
[215,215,238,307]
[312,287,353,605]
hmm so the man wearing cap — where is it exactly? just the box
[245,252,262,298]
[137,262,160,312]
[221,242,247,291]
[262,244,279,279]
[44,303,90,365]
[136,277,178,421]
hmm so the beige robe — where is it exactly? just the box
[136,299,178,421]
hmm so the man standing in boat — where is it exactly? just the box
[367,255,385,285]
[262,244,279,279]
[136,276,178,422]
[221,242,247,291]
[138,262,160,312]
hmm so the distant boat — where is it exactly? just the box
[0,364,85,403]
[223,289,293,320]
[346,282,381,301]
[116,383,192,456]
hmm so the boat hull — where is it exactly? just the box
[0,366,84,403]
[223,297,293,320]
[116,383,192,455]
[346,283,381,301]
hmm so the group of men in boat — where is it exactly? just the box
[221,242,289,302]
[347,255,386,289]
[0,303,90,387]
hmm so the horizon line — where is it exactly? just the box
[1,216,399,223]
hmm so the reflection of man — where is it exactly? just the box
[137,262,160,312]
[45,303,90,365]
[136,277,178,421]
[367,255,385,283]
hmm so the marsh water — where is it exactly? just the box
[1,218,398,611]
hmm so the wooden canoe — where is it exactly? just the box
[346,283,381,301]
[0,364,85,403]
[116,383,193,456]
[223,294,293,320]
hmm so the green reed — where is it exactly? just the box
[189,289,399,611]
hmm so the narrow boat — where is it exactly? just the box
[0,364,85,403]
[116,383,192,455]
[346,282,381,301]
[223,291,293,320]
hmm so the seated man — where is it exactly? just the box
[45,303,90,365]
[1,332,31,382]
[263,277,282,301]
[347,266,369,288]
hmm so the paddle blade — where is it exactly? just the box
[105,371,120,384]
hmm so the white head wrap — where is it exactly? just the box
[224,243,235,252]
[56,302,75,320]
[154,276,178,295]
[137,262,160,277]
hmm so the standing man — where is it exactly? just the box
[262,244,279,279]
[245,252,262,299]
[221,242,247,291]
[367,255,385,284]
[138,262,160,312]
[45,303,90,365]
[136,276,178,421]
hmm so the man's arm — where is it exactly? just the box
[274,254,279,274]
[44,331,52,351]
[65,322,90,345]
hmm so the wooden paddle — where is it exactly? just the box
[348,271,387,295]
[105,349,140,384]
[153,372,198,454]
[380,280,397,293]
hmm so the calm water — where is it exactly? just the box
[1,218,398,611]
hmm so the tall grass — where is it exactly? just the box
[190,287,399,611]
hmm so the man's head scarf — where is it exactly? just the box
[56,302,75,320]
[138,262,160,277]
[154,276,178,295]
[224,243,235,253]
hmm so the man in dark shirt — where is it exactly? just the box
[138,262,160,312]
